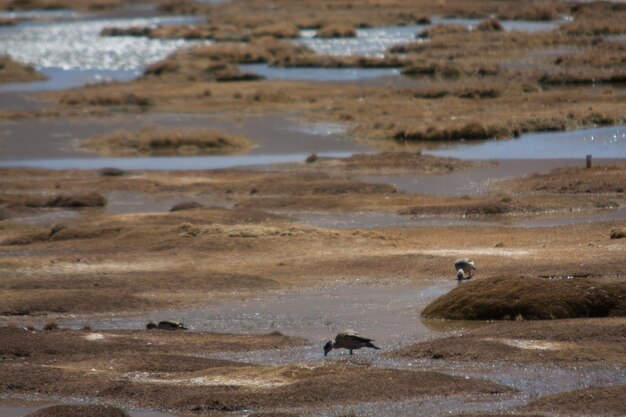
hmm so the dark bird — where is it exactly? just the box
[454,258,476,281]
[146,320,188,330]
[324,331,380,355]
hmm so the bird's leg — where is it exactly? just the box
[350,349,353,355]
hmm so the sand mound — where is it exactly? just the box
[422,276,626,320]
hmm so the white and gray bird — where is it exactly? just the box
[454,258,476,281]
[324,331,381,356]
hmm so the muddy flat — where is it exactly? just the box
[1,0,625,416]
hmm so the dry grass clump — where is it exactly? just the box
[151,24,214,40]
[315,23,357,38]
[0,55,46,84]
[500,165,626,195]
[610,228,626,240]
[143,54,262,83]
[477,18,503,32]
[101,26,151,37]
[252,23,300,39]
[82,127,253,156]
[401,60,500,79]
[59,91,151,107]
[422,276,626,320]
[274,54,404,69]
[26,405,131,417]
[98,167,125,177]
[170,201,205,212]
[43,320,59,331]
[394,121,510,141]
[411,80,502,99]
[42,193,107,208]
[0,192,106,209]
[400,196,538,217]
[539,70,626,86]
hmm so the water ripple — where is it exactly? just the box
[0,16,204,72]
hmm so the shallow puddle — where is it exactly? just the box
[45,281,457,360]
[0,113,368,165]
[425,125,626,160]
[240,63,400,81]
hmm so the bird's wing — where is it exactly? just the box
[339,332,373,343]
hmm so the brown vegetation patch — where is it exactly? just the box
[170,201,205,212]
[298,152,479,176]
[98,167,125,177]
[143,54,262,83]
[562,2,626,36]
[477,18,503,32]
[315,23,357,38]
[554,41,626,70]
[522,384,626,417]
[252,23,300,39]
[101,26,151,37]
[539,71,626,86]
[59,91,151,108]
[0,55,46,84]
[394,122,510,141]
[0,192,106,209]
[399,195,541,218]
[0,327,305,359]
[608,225,626,240]
[0,288,155,315]
[391,318,626,364]
[81,127,253,156]
[26,405,130,417]
[410,81,502,100]
[422,276,626,320]
[499,165,626,194]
